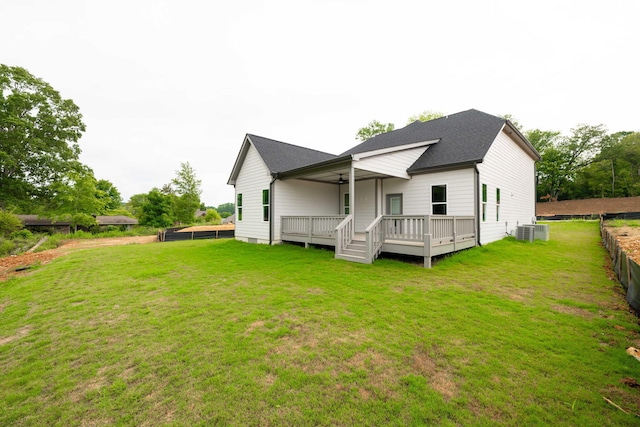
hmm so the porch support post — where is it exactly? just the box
[349,162,355,224]
[424,215,432,268]
[424,233,432,268]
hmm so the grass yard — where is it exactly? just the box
[1,221,639,426]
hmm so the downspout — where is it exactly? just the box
[474,163,482,246]
[269,174,277,245]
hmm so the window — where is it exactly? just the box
[262,189,269,221]
[496,188,500,221]
[344,193,350,214]
[237,193,243,221]
[431,185,447,215]
[386,194,403,215]
[481,184,487,222]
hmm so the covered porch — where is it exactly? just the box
[273,144,477,267]
[281,214,476,268]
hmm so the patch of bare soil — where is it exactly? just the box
[0,236,157,282]
[176,224,235,232]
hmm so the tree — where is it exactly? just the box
[172,193,199,225]
[573,132,640,198]
[525,129,561,153]
[216,202,235,218]
[48,169,106,231]
[204,208,222,224]
[355,120,395,142]
[139,188,173,228]
[96,179,122,212]
[535,124,609,200]
[500,114,523,131]
[407,110,444,124]
[125,193,148,218]
[0,64,86,211]
[171,162,202,224]
[0,210,23,237]
[160,183,174,195]
[172,162,202,198]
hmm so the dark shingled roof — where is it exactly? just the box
[248,134,338,174]
[340,109,509,172]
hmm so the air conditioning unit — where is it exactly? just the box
[524,224,550,241]
[516,225,535,242]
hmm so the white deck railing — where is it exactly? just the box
[365,215,384,261]
[381,215,475,243]
[281,215,346,237]
[334,215,354,255]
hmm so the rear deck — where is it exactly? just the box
[281,215,476,267]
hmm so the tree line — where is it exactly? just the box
[0,64,233,232]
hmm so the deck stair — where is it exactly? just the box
[337,238,368,262]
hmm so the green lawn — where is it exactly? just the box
[1,221,639,426]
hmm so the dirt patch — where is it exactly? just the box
[0,325,31,345]
[177,224,234,232]
[0,235,157,282]
[411,346,458,400]
[607,226,640,263]
[551,304,595,319]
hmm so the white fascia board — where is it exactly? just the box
[352,139,439,161]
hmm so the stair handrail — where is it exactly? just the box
[365,215,384,262]
[335,214,354,256]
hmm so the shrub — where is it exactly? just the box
[0,238,16,257]
[0,210,23,237]
[34,234,65,252]
[10,229,33,240]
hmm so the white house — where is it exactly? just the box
[227,109,540,267]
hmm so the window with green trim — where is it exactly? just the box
[496,188,500,221]
[237,193,243,221]
[262,189,269,221]
[344,193,350,214]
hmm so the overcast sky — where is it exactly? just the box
[2,0,639,207]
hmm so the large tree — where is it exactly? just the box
[572,132,640,198]
[96,179,122,212]
[139,188,173,228]
[48,169,106,232]
[535,124,609,200]
[125,193,149,218]
[0,65,86,210]
[171,162,202,224]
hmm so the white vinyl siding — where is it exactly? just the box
[477,129,537,244]
[352,180,375,231]
[355,146,430,179]
[273,179,339,242]
[382,169,475,216]
[234,144,272,243]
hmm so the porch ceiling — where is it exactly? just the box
[289,166,393,184]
